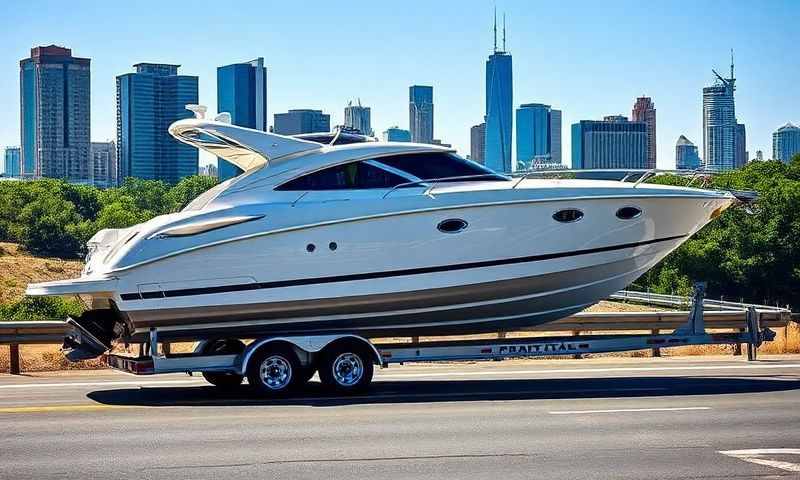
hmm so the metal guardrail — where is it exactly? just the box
[1,290,794,374]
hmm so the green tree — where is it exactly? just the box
[165,175,218,212]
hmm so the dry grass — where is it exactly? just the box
[0,242,83,304]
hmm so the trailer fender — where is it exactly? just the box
[239,334,381,375]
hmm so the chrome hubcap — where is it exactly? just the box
[259,355,292,390]
[332,353,363,386]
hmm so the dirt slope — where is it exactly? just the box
[0,243,83,304]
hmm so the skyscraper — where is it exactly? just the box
[382,126,411,142]
[409,85,433,143]
[631,97,656,169]
[571,117,647,169]
[116,63,199,184]
[755,150,764,162]
[20,45,91,182]
[703,54,738,171]
[773,123,800,163]
[91,141,117,188]
[675,135,701,170]
[735,123,747,168]
[515,103,562,170]
[217,57,267,180]
[344,99,373,136]
[470,123,486,165]
[4,147,21,177]
[484,12,513,173]
[273,109,330,135]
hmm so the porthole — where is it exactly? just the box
[616,206,642,220]
[552,209,584,223]
[329,242,338,251]
[306,243,316,252]
[437,219,468,234]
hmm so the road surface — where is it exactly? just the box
[2,355,800,479]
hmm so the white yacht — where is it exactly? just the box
[27,108,738,359]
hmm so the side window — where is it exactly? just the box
[376,152,504,181]
[276,161,407,190]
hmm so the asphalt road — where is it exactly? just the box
[2,356,800,479]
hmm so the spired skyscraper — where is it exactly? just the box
[344,99,373,136]
[631,97,656,169]
[409,86,433,143]
[773,123,800,163]
[515,103,562,170]
[217,58,267,181]
[20,45,91,182]
[116,63,199,184]
[702,54,740,171]
[484,12,513,173]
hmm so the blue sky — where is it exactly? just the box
[1,0,798,171]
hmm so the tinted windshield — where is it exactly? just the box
[375,152,508,182]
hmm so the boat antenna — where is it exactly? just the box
[329,125,342,146]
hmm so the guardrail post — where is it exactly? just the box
[651,329,661,357]
[9,343,20,375]
[733,329,744,356]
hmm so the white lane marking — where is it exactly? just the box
[377,363,800,379]
[719,449,800,473]
[0,379,205,389]
[549,406,711,415]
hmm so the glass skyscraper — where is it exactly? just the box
[382,126,411,142]
[4,147,21,177]
[116,63,199,184]
[273,109,330,135]
[217,58,267,180]
[773,123,800,163]
[515,103,561,170]
[485,49,513,173]
[20,45,91,182]
[409,86,433,144]
[571,117,647,169]
[703,59,738,172]
[675,135,701,170]
[344,99,373,136]
[631,97,656,169]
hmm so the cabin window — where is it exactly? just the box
[276,161,408,190]
[376,152,508,182]
[616,206,642,220]
[553,209,584,223]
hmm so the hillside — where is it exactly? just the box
[0,242,83,304]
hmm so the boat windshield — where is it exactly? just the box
[375,152,509,182]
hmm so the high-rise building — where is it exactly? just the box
[199,163,218,178]
[217,57,267,180]
[116,63,199,184]
[675,135,701,170]
[515,103,562,170]
[3,147,21,177]
[470,123,486,165]
[20,45,91,182]
[344,99,373,136]
[432,139,452,148]
[571,117,647,169]
[382,126,411,142]
[703,54,739,171]
[484,12,513,173]
[755,150,764,162]
[90,141,116,188]
[631,97,656,169]
[273,109,330,135]
[735,123,747,168]
[409,85,433,143]
[773,123,800,163]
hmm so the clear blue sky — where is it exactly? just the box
[1,0,798,171]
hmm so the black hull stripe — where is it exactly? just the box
[120,234,687,301]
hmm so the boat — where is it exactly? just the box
[26,107,742,360]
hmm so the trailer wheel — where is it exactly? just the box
[246,344,301,395]
[201,339,245,389]
[319,341,374,393]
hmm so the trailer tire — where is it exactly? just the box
[319,341,374,394]
[200,339,245,389]
[246,344,301,396]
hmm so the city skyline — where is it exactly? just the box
[0,1,798,173]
